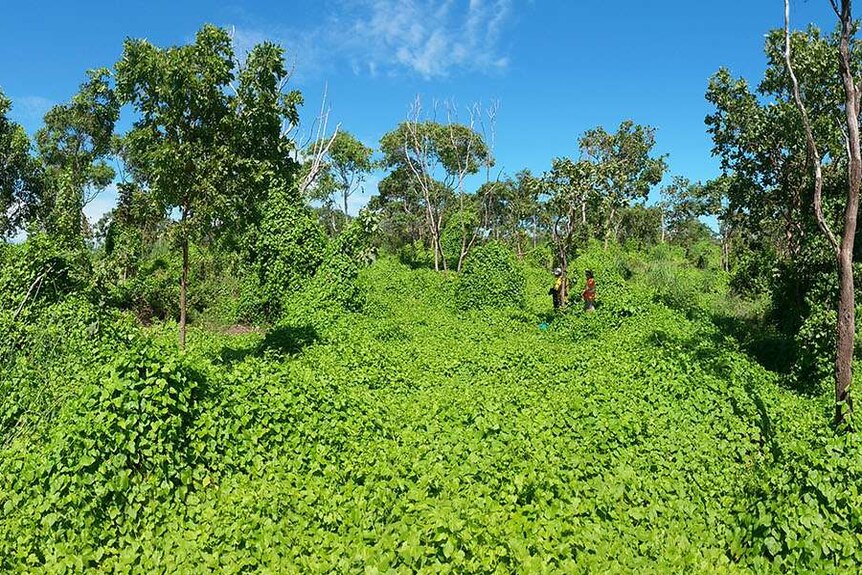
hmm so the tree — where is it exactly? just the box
[229,40,303,240]
[705,66,813,261]
[618,204,662,249]
[476,179,514,243]
[579,120,667,248]
[372,163,426,251]
[35,69,118,245]
[542,157,595,301]
[513,169,543,251]
[379,102,490,271]
[98,181,167,280]
[0,90,38,238]
[659,176,711,245]
[784,0,856,427]
[116,26,240,349]
[700,175,740,272]
[326,131,374,218]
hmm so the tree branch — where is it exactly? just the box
[784,0,840,253]
[14,263,54,321]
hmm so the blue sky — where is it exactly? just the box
[0,0,836,223]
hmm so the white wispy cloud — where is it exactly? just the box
[231,0,515,80]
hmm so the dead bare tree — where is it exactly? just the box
[402,97,447,271]
[784,0,856,427]
[295,84,340,198]
[448,101,480,272]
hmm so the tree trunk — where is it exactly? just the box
[785,0,856,427]
[179,233,188,351]
[660,213,666,243]
[834,0,859,427]
[343,190,349,217]
[836,247,855,424]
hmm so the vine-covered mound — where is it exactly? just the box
[1,256,859,573]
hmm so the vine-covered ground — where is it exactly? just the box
[2,253,861,573]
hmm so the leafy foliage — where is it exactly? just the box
[1,246,861,572]
[456,241,526,311]
[252,192,327,321]
[0,233,90,318]
[0,89,38,238]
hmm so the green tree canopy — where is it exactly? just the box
[35,69,118,244]
[0,90,38,238]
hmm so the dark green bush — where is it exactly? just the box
[686,239,721,270]
[456,241,526,310]
[254,197,327,321]
[0,233,90,318]
[397,240,435,269]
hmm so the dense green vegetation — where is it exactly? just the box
[2,244,861,573]
[4,2,862,572]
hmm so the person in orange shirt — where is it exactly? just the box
[581,269,596,311]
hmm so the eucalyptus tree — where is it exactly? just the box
[371,165,426,250]
[305,130,373,235]
[35,69,118,245]
[326,131,374,218]
[784,0,858,427]
[379,110,490,271]
[476,179,514,242]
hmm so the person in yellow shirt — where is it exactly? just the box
[548,267,568,311]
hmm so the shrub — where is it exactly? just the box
[440,208,479,270]
[278,210,378,328]
[456,241,526,310]
[0,338,208,568]
[686,239,721,270]
[397,240,435,269]
[0,233,90,318]
[254,196,328,321]
[792,305,836,394]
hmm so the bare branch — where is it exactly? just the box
[784,0,839,253]
[14,263,54,321]
[296,83,340,196]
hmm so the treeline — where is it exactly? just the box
[1,12,859,424]
[0,26,713,332]
[1,26,378,349]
